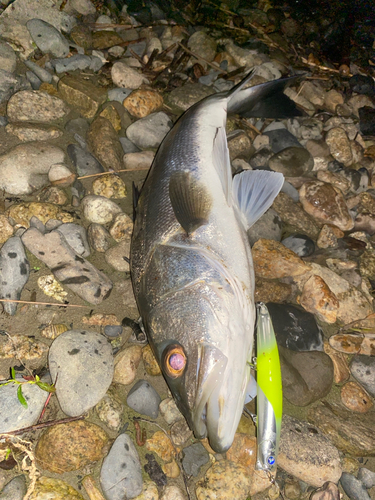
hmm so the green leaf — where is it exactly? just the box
[5,448,11,460]
[17,385,28,408]
[36,381,55,393]
[11,366,16,380]
[35,375,40,382]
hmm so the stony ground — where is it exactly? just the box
[0,0,375,499]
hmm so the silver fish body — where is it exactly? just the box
[131,74,289,452]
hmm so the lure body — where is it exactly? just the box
[256,302,283,473]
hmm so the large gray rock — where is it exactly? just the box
[26,18,70,58]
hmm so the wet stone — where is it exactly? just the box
[188,30,217,62]
[110,213,133,242]
[100,433,143,500]
[248,147,273,169]
[144,453,167,488]
[127,380,161,419]
[124,89,164,119]
[227,130,253,161]
[104,325,123,338]
[87,223,111,253]
[0,476,26,500]
[145,431,176,462]
[350,356,375,398]
[126,112,173,149]
[281,234,315,257]
[269,146,314,176]
[49,330,114,416]
[325,127,353,166]
[26,19,70,58]
[264,128,303,153]
[254,278,292,304]
[317,224,344,249]
[67,144,104,177]
[165,82,214,112]
[340,381,373,413]
[182,443,209,477]
[340,473,371,500]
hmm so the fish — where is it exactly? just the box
[255,302,283,474]
[130,72,297,452]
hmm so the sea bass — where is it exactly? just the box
[131,73,296,452]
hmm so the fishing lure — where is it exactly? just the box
[255,302,283,475]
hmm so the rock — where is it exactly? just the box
[324,89,344,113]
[6,122,63,141]
[226,434,257,473]
[282,234,315,257]
[227,130,253,160]
[0,41,17,73]
[35,420,109,473]
[162,460,180,479]
[182,443,209,477]
[29,476,84,500]
[299,275,339,324]
[350,356,375,398]
[120,136,140,154]
[111,62,149,89]
[51,54,92,73]
[252,238,311,278]
[105,239,131,272]
[317,224,344,249]
[273,192,320,239]
[170,419,193,446]
[323,341,350,384]
[113,345,143,385]
[254,278,292,303]
[0,476,26,500]
[40,323,69,340]
[49,330,113,416]
[264,128,303,153]
[67,144,104,177]
[92,30,124,49]
[340,381,373,413]
[247,208,282,246]
[100,433,143,500]
[82,313,120,327]
[93,174,127,199]
[159,397,183,426]
[0,236,29,315]
[87,117,124,172]
[95,392,125,432]
[249,147,273,169]
[144,453,167,488]
[100,102,124,131]
[123,90,163,119]
[0,334,48,374]
[7,202,72,227]
[82,195,122,224]
[309,481,340,500]
[188,31,217,62]
[110,213,133,242]
[87,223,111,253]
[108,88,133,103]
[317,171,351,195]
[307,402,375,456]
[58,75,107,119]
[165,83,214,112]
[7,90,69,123]
[340,473,371,500]
[104,325,123,338]
[160,485,185,500]
[145,431,176,462]
[55,223,90,257]
[123,151,155,170]
[22,228,113,305]
[38,274,68,303]
[299,181,354,231]
[267,302,324,351]
[280,346,333,406]
[348,95,375,117]
[142,344,161,376]
[195,460,252,500]
[26,19,70,58]
[269,146,314,176]
[24,60,53,84]
[358,468,375,489]
[0,70,29,105]
[0,142,65,195]
[132,481,159,500]
[0,377,49,433]
[325,127,353,166]
[127,380,161,419]
[126,112,172,149]
[278,415,342,487]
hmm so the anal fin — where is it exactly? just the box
[169,171,212,235]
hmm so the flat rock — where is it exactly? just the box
[182,443,209,477]
[127,380,161,419]
[6,122,63,141]
[0,236,29,315]
[264,128,303,153]
[350,355,375,397]
[280,346,333,406]
[307,402,375,456]
[340,381,373,413]
[126,112,172,149]
[195,460,252,500]
[0,142,65,195]
[22,227,113,304]
[87,116,124,172]
[269,146,314,176]
[48,330,113,416]
[278,415,342,487]
[58,75,107,119]
[100,433,143,500]
[26,19,70,58]
[340,473,371,500]
[0,476,26,500]
[273,192,320,238]
[67,144,105,177]
[35,420,109,472]
[7,90,69,123]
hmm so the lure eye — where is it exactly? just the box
[267,455,275,466]
[163,344,187,378]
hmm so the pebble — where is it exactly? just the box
[145,431,176,462]
[58,75,107,119]
[159,397,184,426]
[0,236,30,315]
[323,341,350,384]
[105,239,131,272]
[317,224,344,249]
[82,313,120,327]
[93,174,127,199]
[0,142,65,195]
[142,344,161,376]
[324,89,344,113]
[269,146,313,176]
[30,476,84,499]
[6,122,63,141]
[51,54,92,73]
[310,481,340,500]
[22,227,113,304]
[124,90,164,118]
[67,144,104,177]
[100,433,143,500]
[127,380,161,419]
[340,381,373,413]
[111,62,149,90]
[160,485,186,500]
[82,195,122,224]
[35,420,109,473]
[110,213,133,242]
[0,476,26,500]
[144,453,167,487]
[227,130,253,160]
[26,19,70,58]
[281,234,315,257]
[225,434,256,473]
[104,325,123,338]
[6,202,71,228]
[113,345,143,385]
[108,88,133,103]
[87,116,124,172]
[95,392,125,432]
[278,415,342,487]
[273,192,320,239]
[340,473,371,500]
[170,419,193,446]
[358,468,375,489]
[162,459,180,478]
[280,346,334,406]
[0,376,49,433]
[325,127,353,166]
[87,223,111,253]
[48,330,113,416]
[299,275,339,324]
[0,215,14,245]
[182,443,209,477]
[188,30,217,62]
[254,278,292,304]
[55,223,90,257]
[267,302,324,351]
[350,356,375,398]
[133,481,159,500]
[247,208,282,245]
[24,60,53,84]
[0,40,17,74]
[348,95,375,117]
[126,112,172,149]
[264,128,303,153]
[252,238,311,278]
[195,460,252,500]
[123,151,155,170]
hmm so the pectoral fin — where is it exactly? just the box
[169,171,212,235]
[232,170,284,230]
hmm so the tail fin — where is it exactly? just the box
[227,73,305,119]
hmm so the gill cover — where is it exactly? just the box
[256,303,282,472]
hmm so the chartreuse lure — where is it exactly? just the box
[255,302,283,475]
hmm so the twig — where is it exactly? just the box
[129,48,146,66]
[2,415,85,436]
[177,42,226,73]
[0,298,89,308]
[77,167,150,180]
[134,420,147,446]
[300,57,352,76]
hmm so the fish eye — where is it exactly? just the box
[162,344,187,378]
